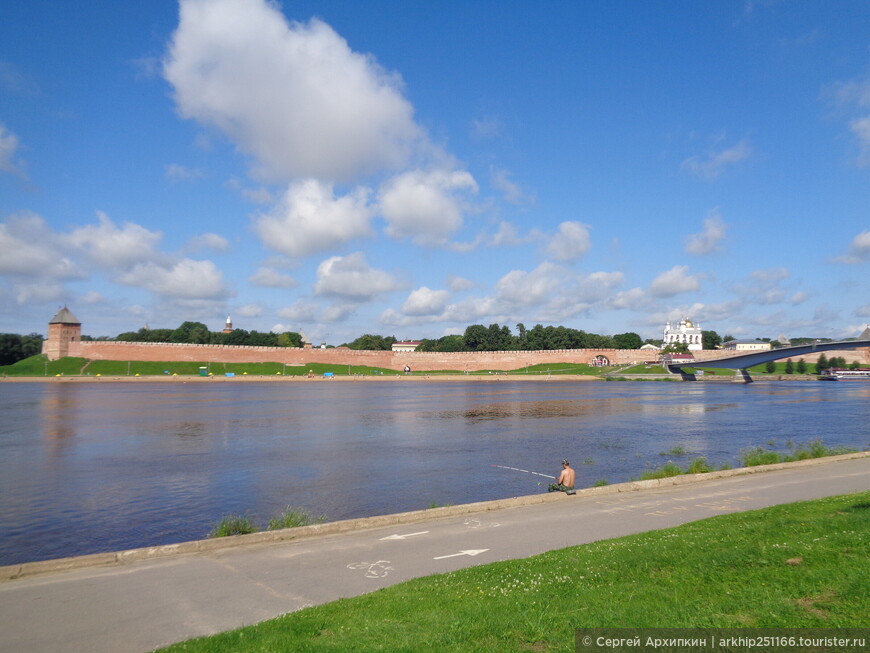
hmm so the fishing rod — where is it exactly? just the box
[491,464,554,479]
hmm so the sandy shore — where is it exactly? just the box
[2,373,604,383]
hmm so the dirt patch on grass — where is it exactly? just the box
[794,589,837,619]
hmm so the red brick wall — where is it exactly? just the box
[53,339,869,370]
[63,340,685,371]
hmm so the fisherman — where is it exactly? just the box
[548,459,575,493]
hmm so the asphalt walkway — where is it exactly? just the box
[1,453,868,653]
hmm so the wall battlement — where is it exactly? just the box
[53,338,737,372]
[43,312,865,371]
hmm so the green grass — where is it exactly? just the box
[637,460,685,480]
[1,355,836,379]
[0,356,625,378]
[0,355,835,379]
[739,440,857,467]
[613,363,666,374]
[209,507,325,536]
[159,491,870,652]
[0,354,88,376]
[267,506,323,530]
[1,356,413,378]
[746,362,818,375]
[504,363,605,376]
[208,515,259,538]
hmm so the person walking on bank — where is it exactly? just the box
[548,459,575,493]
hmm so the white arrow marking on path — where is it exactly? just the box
[379,531,430,541]
[433,549,490,560]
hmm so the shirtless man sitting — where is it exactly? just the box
[548,459,575,492]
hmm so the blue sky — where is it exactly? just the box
[2,0,869,344]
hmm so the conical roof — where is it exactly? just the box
[49,306,81,325]
[859,326,870,341]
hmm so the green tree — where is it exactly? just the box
[661,342,690,354]
[816,353,828,373]
[435,335,465,352]
[785,359,794,374]
[463,324,489,351]
[796,358,807,374]
[171,321,210,344]
[524,324,547,350]
[0,334,24,366]
[22,333,44,358]
[486,323,514,351]
[585,332,614,348]
[765,360,776,374]
[345,334,396,350]
[516,323,527,349]
[277,332,302,348]
[221,328,251,346]
[702,330,722,350]
[612,332,643,349]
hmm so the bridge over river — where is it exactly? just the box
[666,338,870,382]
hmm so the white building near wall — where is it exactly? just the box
[663,317,703,351]
[391,340,421,352]
[722,340,772,352]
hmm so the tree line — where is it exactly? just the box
[344,323,726,353]
[764,355,862,375]
[2,319,855,368]
[0,333,44,366]
[113,322,303,348]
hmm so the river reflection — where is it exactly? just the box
[1,379,868,564]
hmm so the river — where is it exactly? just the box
[1,378,868,565]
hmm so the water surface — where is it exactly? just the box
[1,379,867,564]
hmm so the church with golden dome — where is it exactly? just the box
[663,317,703,351]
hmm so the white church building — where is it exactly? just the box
[663,317,704,351]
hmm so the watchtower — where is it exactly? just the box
[43,306,82,360]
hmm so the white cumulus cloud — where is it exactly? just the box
[684,210,727,255]
[0,213,81,279]
[402,286,450,316]
[314,252,403,299]
[119,259,230,299]
[254,179,373,258]
[836,230,870,263]
[379,169,478,246]
[545,221,591,262]
[69,212,163,268]
[248,266,298,288]
[163,0,421,182]
[649,265,701,297]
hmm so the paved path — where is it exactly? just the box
[1,454,868,653]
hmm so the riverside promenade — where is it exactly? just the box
[2,453,869,653]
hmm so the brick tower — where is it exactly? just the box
[42,306,82,360]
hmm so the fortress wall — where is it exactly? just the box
[63,340,729,371]
[779,350,870,365]
[60,339,868,370]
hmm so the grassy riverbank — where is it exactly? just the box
[0,355,612,378]
[0,354,831,380]
[160,491,870,653]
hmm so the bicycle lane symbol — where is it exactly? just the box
[347,560,394,579]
